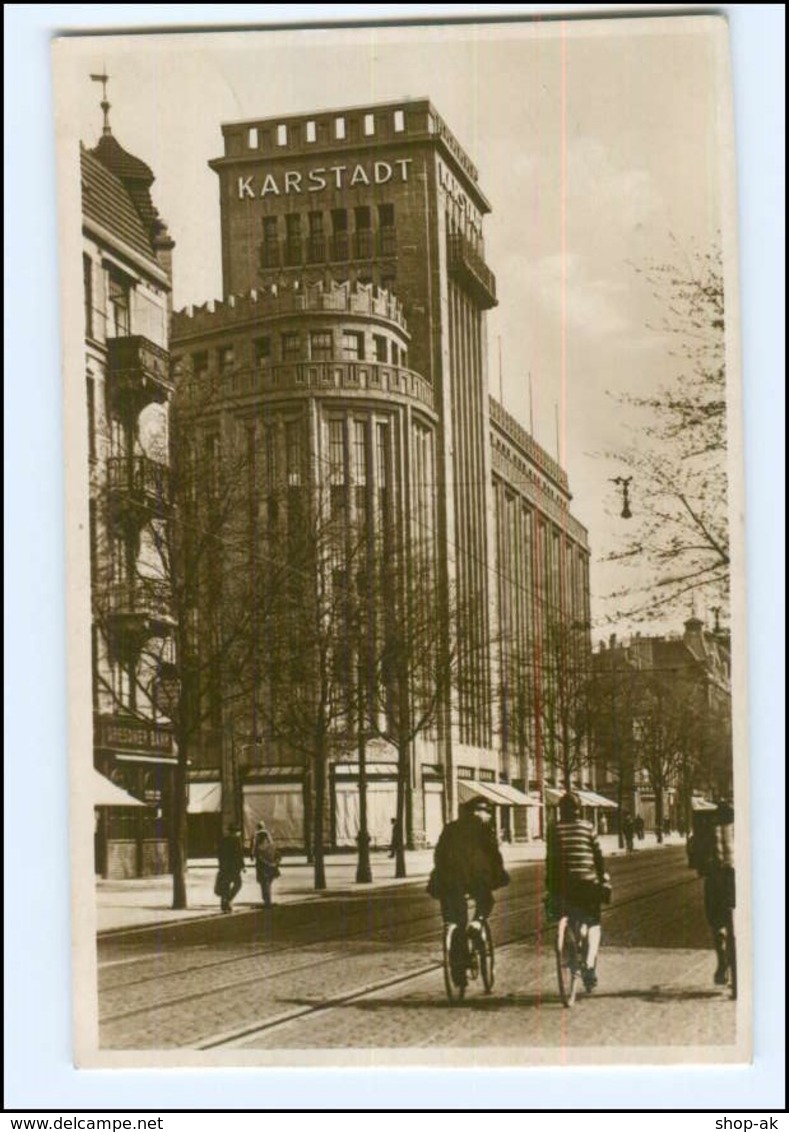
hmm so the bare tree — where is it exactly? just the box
[503,614,594,796]
[367,542,471,878]
[603,239,729,622]
[92,366,264,908]
[632,671,701,842]
[253,491,368,891]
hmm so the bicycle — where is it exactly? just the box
[442,907,495,1003]
[554,908,593,1008]
[551,876,610,1008]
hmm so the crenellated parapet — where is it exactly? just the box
[173,278,408,337]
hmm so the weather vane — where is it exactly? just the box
[90,68,112,136]
[611,476,633,519]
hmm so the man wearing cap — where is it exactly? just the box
[431,799,509,987]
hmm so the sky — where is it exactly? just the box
[55,14,734,639]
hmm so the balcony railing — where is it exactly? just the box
[330,232,349,261]
[107,335,173,412]
[252,359,435,412]
[107,455,171,509]
[94,712,174,757]
[446,232,497,309]
[106,577,174,638]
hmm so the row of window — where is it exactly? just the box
[263,204,394,241]
[190,331,408,374]
[250,109,406,150]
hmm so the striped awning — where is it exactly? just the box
[94,769,146,808]
[543,786,617,809]
[576,789,618,809]
[188,781,222,814]
[458,780,542,807]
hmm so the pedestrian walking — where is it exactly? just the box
[691,799,736,985]
[622,813,635,853]
[634,815,645,842]
[388,817,403,859]
[253,826,280,907]
[215,825,245,913]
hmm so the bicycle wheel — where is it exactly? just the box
[476,919,495,993]
[726,909,737,1001]
[443,923,465,1003]
[555,918,579,1007]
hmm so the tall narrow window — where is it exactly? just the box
[306,120,317,142]
[285,420,302,486]
[205,433,219,497]
[285,213,302,265]
[334,117,346,140]
[307,211,325,263]
[331,209,349,260]
[108,272,130,337]
[192,350,208,379]
[354,207,372,258]
[373,335,387,363]
[281,332,301,362]
[276,123,288,146]
[393,109,405,133]
[378,203,396,256]
[86,375,96,462]
[363,113,375,136]
[254,336,271,366]
[353,420,367,486]
[219,345,235,373]
[83,254,93,338]
[328,420,346,532]
[353,420,368,538]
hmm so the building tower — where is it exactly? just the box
[172,98,591,850]
[205,100,498,812]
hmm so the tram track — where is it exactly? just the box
[99,856,699,1041]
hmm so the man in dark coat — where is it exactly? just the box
[216,825,245,913]
[431,799,509,985]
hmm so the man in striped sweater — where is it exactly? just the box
[545,791,610,990]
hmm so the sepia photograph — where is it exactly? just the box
[51,12,751,1070]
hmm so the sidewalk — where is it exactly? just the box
[96,833,686,933]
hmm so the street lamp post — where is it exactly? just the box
[611,476,633,519]
[356,655,372,883]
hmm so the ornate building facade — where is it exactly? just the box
[82,107,177,876]
[171,99,591,849]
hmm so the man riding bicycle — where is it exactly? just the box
[430,798,509,988]
[545,791,610,991]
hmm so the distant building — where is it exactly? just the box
[592,617,732,835]
[171,99,591,848]
[82,94,177,877]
